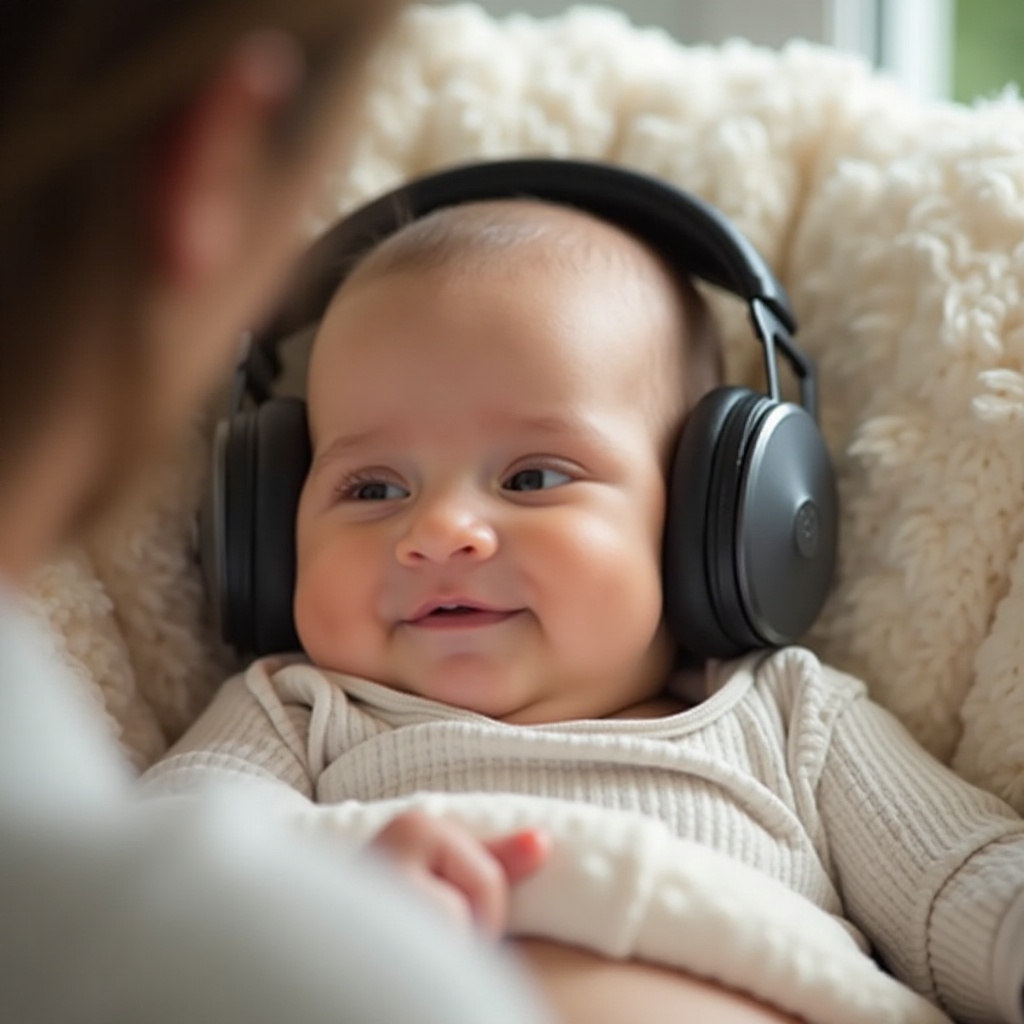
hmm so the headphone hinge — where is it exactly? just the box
[750,298,818,423]
[238,337,281,409]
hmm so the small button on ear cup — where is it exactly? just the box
[251,397,311,656]
[793,499,821,559]
[663,387,760,659]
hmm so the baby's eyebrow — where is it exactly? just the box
[510,413,581,434]
[309,430,379,472]
[498,412,619,448]
[308,412,628,474]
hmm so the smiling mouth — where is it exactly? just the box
[407,605,521,630]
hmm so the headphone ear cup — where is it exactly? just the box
[663,387,838,661]
[250,397,311,656]
[663,387,762,659]
[200,398,310,657]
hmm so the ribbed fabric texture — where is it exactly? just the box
[143,646,1024,1023]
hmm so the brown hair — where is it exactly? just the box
[0,0,400,489]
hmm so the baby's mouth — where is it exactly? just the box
[426,604,478,618]
[406,601,521,630]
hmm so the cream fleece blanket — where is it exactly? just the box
[152,779,949,1024]
[26,5,1024,1020]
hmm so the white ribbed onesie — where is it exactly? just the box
[142,646,1024,1024]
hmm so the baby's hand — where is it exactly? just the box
[370,810,549,938]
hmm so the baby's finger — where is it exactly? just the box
[371,810,438,859]
[407,868,475,933]
[430,828,508,938]
[483,829,550,885]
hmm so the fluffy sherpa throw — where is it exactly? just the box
[26,5,1024,1021]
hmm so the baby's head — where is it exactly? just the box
[294,198,722,722]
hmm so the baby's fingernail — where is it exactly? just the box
[511,829,549,858]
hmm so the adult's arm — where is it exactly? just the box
[0,596,548,1024]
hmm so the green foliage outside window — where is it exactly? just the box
[953,0,1024,102]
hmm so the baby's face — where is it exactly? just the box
[294,226,684,722]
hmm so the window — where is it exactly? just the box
[952,0,1024,102]
[874,0,953,100]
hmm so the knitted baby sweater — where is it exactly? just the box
[143,646,1024,1024]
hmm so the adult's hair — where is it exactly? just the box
[0,0,400,485]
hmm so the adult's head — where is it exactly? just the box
[0,0,402,580]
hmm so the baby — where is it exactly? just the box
[144,199,1024,1024]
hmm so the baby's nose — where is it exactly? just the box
[395,503,498,566]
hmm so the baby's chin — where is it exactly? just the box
[365,657,575,723]
[401,667,539,721]
[308,649,669,723]
[403,671,641,725]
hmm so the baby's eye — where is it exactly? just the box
[353,481,409,501]
[503,467,573,493]
[336,474,410,502]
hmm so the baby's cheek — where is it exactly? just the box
[293,565,336,665]
[550,516,664,652]
[293,544,373,670]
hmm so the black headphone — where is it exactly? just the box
[202,158,837,661]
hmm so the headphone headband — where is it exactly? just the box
[243,159,816,417]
